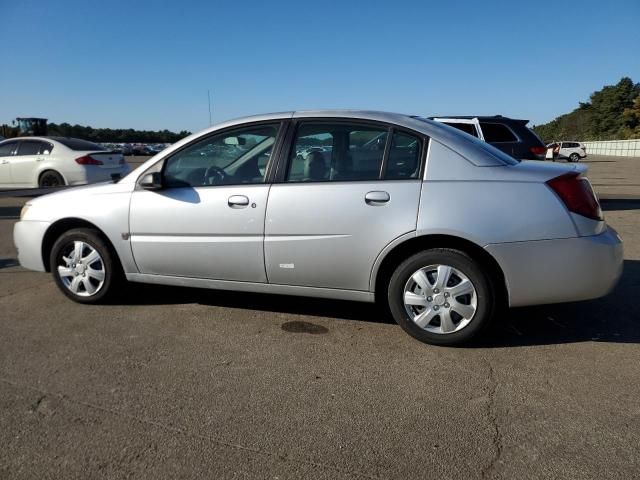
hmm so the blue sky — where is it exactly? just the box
[1,0,639,133]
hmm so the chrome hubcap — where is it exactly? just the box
[57,241,105,297]
[403,264,477,334]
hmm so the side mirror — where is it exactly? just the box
[139,172,162,190]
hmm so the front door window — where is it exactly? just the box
[163,124,280,188]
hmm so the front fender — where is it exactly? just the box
[23,183,137,273]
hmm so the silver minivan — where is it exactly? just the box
[14,111,623,345]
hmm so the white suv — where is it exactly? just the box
[558,141,587,162]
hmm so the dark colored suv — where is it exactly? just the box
[430,115,547,161]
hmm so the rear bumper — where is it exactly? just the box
[65,164,130,186]
[486,227,623,307]
[13,220,50,272]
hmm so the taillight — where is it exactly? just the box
[530,146,547,156]
[546,172,602,221]
[75,155,103,165]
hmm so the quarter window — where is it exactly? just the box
[163,123,279,188]
[479,123,518,142]
[385,131,421,179]
[286,123,387,182]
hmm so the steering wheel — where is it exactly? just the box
[203,165,227,185]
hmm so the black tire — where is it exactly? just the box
[39,170,65,188]
[569,153,580,162]
[49,228,123,304]
[387,249,496,346]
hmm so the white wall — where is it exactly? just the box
[582,139,640,157]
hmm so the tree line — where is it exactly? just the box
[533,77,640,142]
[46,123,192,144]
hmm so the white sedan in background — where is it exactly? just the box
[0,137,130,188]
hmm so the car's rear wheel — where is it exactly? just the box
[569,153,580,162]
[49,228,122,303]
[387,249,495,346]
[39,170,65,188]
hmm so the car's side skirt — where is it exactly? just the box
[125,273,375,303]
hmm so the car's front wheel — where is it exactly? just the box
[387,249,496,346]
[569,153,580,162]
[49,228,122,303]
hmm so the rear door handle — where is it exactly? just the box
[1,159,9,164]
[365,191,390,205]
[228,195,250,208]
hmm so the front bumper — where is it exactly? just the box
[486,227,623,307]
[13,220,51,272]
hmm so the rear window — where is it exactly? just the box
[51,137,106,151]
[443,122,479,137]
[417,117,520,165]
[479,122,518,142]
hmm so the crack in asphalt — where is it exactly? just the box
[31,394,46,412]
[1,376,381,480]
[481,359,504,480]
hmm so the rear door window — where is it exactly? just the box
[286,122,388,182]
[16,141,51,155]
[479,123,518,142]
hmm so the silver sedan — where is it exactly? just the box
[14,111,623,345]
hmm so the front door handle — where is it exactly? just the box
[1,159,9,165]
[228,195,250,208]
[365,191,390,205]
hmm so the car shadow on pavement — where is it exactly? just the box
[601,199,640,211]
[122,283,391,324]
[479,259,640,347]
[118,260,640,347]
[0,258,20,269]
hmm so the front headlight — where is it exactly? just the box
[20,203,32,220]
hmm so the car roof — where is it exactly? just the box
[0,136,67,143]
[204,109,447,135]
[120,109,512,184]
[429,115,529,124]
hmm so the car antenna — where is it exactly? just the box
[207,90,213,126]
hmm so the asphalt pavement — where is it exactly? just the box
[0,155,639,479]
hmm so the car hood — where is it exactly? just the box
[23,182,135,223]
[29,182,134,207]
